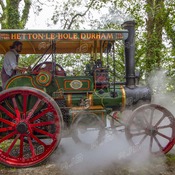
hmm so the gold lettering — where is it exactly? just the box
[8,32,116,41]
[89,33,93,39]
[80,33,86,39]
[89,33,91,39]
[20,33,26,40]
[10,34,21,40]
[27,33,32,39]
[32,34,38,40]
[63,33,69,39]
[100,33,106,40]
[10,33,17,39]
[46,33,51,40]
[38,33,44,39]
[68,33,72,39]
[59,33,63,39]
[72,33,78,39]
[57,33,61,39]
[67,33,71,39]
[50,33,55,40]
[95,33,100,39]
[17,34,21,40]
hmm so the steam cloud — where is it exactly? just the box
[48,69,174,175]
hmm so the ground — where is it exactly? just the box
[1,154,175,175]
[1,138,175,175]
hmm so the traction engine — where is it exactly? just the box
[0,21,175,167]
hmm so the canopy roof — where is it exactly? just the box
[0,29,128,54]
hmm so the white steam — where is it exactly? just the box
[100,7,134,26]
[47,69,175,175]
[148,69,175,112]
[49,119,168,174]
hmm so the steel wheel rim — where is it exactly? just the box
[125,104,175,155]
[0,87,62,167]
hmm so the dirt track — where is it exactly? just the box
[1,137,175,175]
[1,154,175,175]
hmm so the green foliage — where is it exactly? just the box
[108,0,175,76]
[1,0,175,93]
[51,0,107,29]
[0,0,31,29]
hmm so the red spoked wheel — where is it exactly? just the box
[0,87,62,167]
[125,104,175,155]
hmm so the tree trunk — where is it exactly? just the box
[145,0,165,72]
[1,0,31,29]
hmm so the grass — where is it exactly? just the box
[165,153,175,166]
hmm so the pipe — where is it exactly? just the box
[122,21,136,88]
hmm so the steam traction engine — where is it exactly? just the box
[0,21,175,167]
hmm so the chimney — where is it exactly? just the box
[122,21,136,88]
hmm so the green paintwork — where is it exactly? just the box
[5,73,123,110]
[93,86,123,110]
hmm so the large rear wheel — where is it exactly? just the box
[0,87,62,167]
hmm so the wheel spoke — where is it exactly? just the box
[6,134,20,155]
[142,112,150,126]
[33,127,54,138]
[22,93,28,119]
[27,136,36,157]
[30,134,47,147]
[138,134,148,145]
[30,108,51,123]
[155,114,165,127]
[157,124,172,129]
[0,117,15,127]
[149,135,153,152]
[0,105,16,120]
[153,135,163,150]
[0,131,18,143]
[19,135,24,158]
[12,97,21,120]
[0,127,14,132]
[130,128,145,132]
[149,108,154,125]
[156,131,171,141]
[31,121,55,127]
[130,131,146,137]
[26,99,41,120]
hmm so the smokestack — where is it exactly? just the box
[122,21,136,88]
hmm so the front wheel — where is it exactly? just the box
[125,104,175,155]
[0,87,63,167]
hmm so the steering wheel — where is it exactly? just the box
[32,61,66,76]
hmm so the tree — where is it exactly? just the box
[51,0,107,30]
[0,0,31,29]
[0,0,46,70]
[145,0,168,72]
[106,0,175,75]
[49,0,109,75]
[1,0,175,78]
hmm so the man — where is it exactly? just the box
[1,41,27,89]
